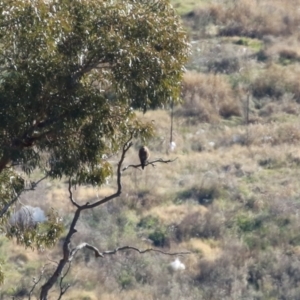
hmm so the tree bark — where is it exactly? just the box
[40,209,81,300]
[0,156,10,173]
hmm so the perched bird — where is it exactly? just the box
[139,146,150,170]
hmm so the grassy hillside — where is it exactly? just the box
[3,0,300,299]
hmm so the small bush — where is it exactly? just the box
[251,64,300,102]
[118,270,135,289]
[183,4,224,37]
[178,182,222,206]
[207,57,241,74]
[148,228,169,247]
[274,123,300,145]
[178,72,241,123]
[137,215,160,229]
[252,67,286,99]
[176,210,223,241]
[236,213,266,233]
[258,157,279,169]
[195,240,249,298]
[256,49,269,62]
[279,49,299,64]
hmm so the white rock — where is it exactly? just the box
[169,141,176,151]
[170,258,185,271]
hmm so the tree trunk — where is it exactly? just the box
[0,156,10,173]
[40,259,67,300]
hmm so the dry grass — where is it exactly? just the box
[178,71,241,123]
[184,238,220,260]
[145,204,207,225]
[266,37,300,63]
[6,112,300,299]
[188,0,300,39]
[249,64,300,102]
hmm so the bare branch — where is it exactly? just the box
[69,243,104,260]
[40,136,133,300]
[80,138,133,210]
[28,264,51,300]
[68,178,80,208]
[122,157,178,171]
[70,243,190,261]
[57,262,72,300]
[101,246,191,257]
[46,255,59,266]
[28,275,43,300]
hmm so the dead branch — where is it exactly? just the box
[101,246,190,256]
[39,137,133,300]
[122,157,178,171]
[28,264,51,300]
[68,178,80,208]
[69,243,104,260]
[57,262,72,300]
[70,243,190,261]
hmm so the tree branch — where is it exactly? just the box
[81,138,133,210]
[69,243,104,260]
[57,262,72,300]
[122,157,178,171]
[68,178,80,208]
[28,264,51,300]
[39,136,133,300]
[71,243,190,258]
[0,156,10,173]
[39,135,181,299]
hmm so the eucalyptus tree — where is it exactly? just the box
[0,0,189,298]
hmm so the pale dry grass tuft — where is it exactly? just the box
[179,71,241,123]
[183,238,221,261]
[145,204,207,225]
[189,0,300,39]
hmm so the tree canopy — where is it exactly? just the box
[0,0,189,294]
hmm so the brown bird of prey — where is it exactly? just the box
[139,146,150,170]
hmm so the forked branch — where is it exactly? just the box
[39,137,182,300]
[39,137,133,300]
[28,263,51,300]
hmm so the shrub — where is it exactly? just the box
[207,57,241,74]
[137,215,160,229]
[118,270,135,289]
[217,0,300,38]
[251,66,286,99]
[185,1,300,39]
[176,209,224,242]
[148,228,169,247]
[236,213,267,233]
[274,123,300,145]
[251,64,300,102]
[195,240,249,298]
[178,72,241,123]
[178,181,222,206]
[183,4,224,37]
